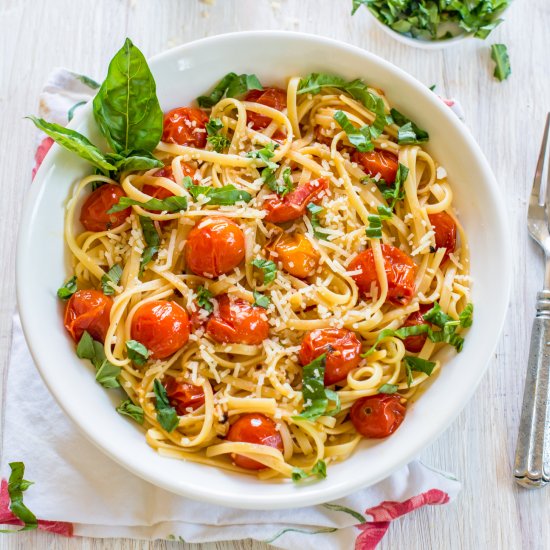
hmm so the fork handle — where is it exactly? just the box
[514,290,550,488]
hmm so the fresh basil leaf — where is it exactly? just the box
[324,389,341,417]
[491,43,511,81]
[101,264,122,295]
[26,116,116,172]
[0,462,37,532]
[76,331,96,361]
[333,110,374,152]
[93,38,163,153]
[366,204,393,239]
[116,399,145,424]
[186,183,252,205]
[196,285,214,313]
[374,163,409,211]
[296,354,328,420]
[422,302,453,328]
[292,460,327,483]
[459,303,474,328]
[206,117,230,152]
[108,195,188,214]
[307,202,328,240]
[153,378,179,432]
[351,0,368,15]
[378,383,398,394]
[390,108,429,144]
[404,355,436,376]
[253,290,270,309]
[109,151,164,174]
[422,302,471,352]
[76,331,121,388]
[252,258,277,284]
[197,72,262,107]
[126,339,149,366]
[57,276,77,300]
[246,142,278,169]
[138,215,160,276]
[197,72,238,107]
[95,360,121,388]
[361,324,431,357]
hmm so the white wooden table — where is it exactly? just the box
[1,0,549,548]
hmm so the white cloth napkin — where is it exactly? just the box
[0,69,461,550]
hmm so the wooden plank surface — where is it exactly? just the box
[0,0,548,548]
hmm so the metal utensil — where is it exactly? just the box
[514,113,550,488]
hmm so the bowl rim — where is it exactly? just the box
[16,30,512,509]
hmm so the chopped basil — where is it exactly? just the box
[247,142,278,168]
[108,195,188,214]
[101,264,122,295]
[365,204,393,239]
[378,383,399,394]
[333,110,374,152]
[266,166,294,197]
[196,285,214,313]
[307,202,328,240]
[253,290,271,309]
[374,163,409,210]
[153,379,179,432]
[76,331,121,388]
[57,275,77,300]
[0,462,37,532]
[362,324,431,357]
[197,72,263,108]
[138,215,160,276]
[105,151,163,175]
[404,355,436,377]
[291,460,327,482]
[206,117,230,152]
[185,180,252,205]
[459,303,474,328]
[390,108,429,145]
[422,302,474,352]
[491,44,511,81]
[252,258,277,285]
[116,399,145,424]
[126,339,149,366]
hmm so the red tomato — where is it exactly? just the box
[164,375,205,414]
[131,300,190,359]
[428,212,457,260]
[350,394,406,438]
[162,107,209,148]
[226,413,283,470]
[269,232,320,279]
[185,217,245,278]
[402,304,432,353]
[244,87,287,130]
[79,184,131,232]
[263,178,329,224]
[64,289,113,343]
[206,294,269,345]
[142,161,196,200]
[299,328,362,386]
[353,150,399,184]
[348,244,417,306]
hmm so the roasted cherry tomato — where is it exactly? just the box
[348,244,417,306]
[299,328,362,386]
[142,161,196,200]
[164,375,205,414]
[350,394,406,438]
[269,233,320,279]
[162,107,209,148]
[226,413,283,470]
[206,294,269,345]
[185,217,245,278]
[131,300,190,359]
[263,177,329,224]
[353,150,399,184]
[244,87,287,130]
[79,184,131,232]
[402,304,432,353]
[64,289,113,343]
[428,212,457,260]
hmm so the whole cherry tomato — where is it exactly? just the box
[162,107,209,148]
[352,150,399,184]
[299,328,362,386]
[428,211,457,260]
[244,87,287,130]
[263,177,329,224]
[79,184,131,232]
[185,217,245,278]
[269,233,320,279]
[206,294,269,345]
[226,413,283,470]
[348,244,417,306]
[350,394,406,438]
[64,289,113,343]
[164,375,205,414]
[402,304,432,353]
[131,300,190,359]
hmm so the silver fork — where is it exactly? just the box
[514,113,550,488]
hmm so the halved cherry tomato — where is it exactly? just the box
[185,217,245,278]
[79,184,131,232]
[164,375,205,414]
[348,244,417,306]
[244,87,287,130]
[353,150,399,184]
[350,394,406,438]
[131,300,190,359]
[428,212,457,260]
[269,233,320,279]
[64,289,113,343]
[226,413,283,470]
[402,304,432,353]
[162,107,209,148]
[206,294,269,345]
[263,177,329,224]
[299,328,362,386]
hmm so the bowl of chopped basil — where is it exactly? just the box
[352,0,511,49]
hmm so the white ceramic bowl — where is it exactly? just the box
[16,31,511,510]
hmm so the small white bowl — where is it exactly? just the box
[17,31,511,509]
